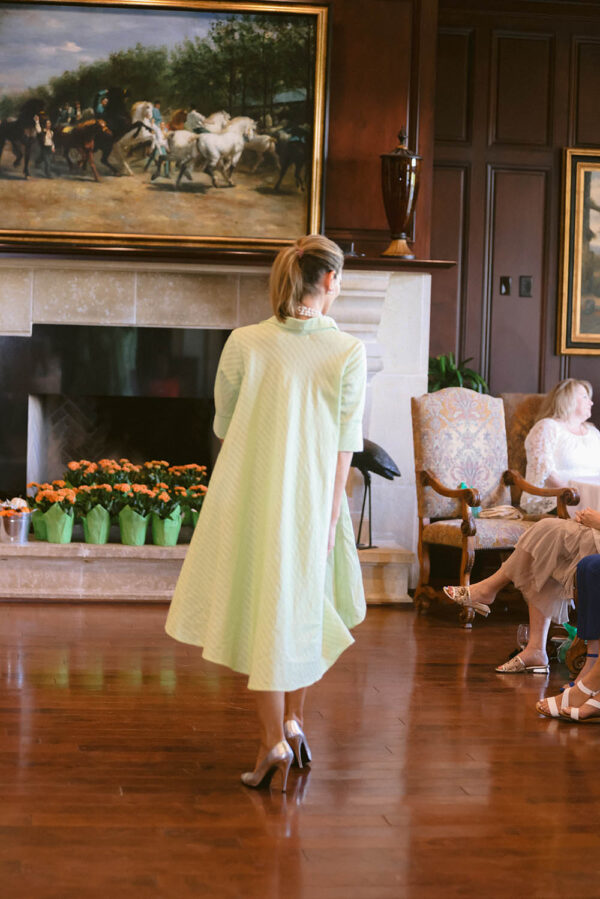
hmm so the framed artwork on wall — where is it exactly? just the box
[0,0,329,254]
[558,147,600,355]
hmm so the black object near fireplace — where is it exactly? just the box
[0,324,229,496]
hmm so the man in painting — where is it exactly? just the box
[94,90,109,118]
[34,116,55,179]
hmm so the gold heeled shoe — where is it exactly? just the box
[284,719,312,769]
[241,740,293,792]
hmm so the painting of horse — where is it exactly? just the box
[0,0,329,252]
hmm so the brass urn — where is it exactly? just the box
[380,128,421,258]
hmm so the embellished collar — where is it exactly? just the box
[267,315,338,333]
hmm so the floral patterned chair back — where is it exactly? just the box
[501,392,544,505]
[411,387,511,520]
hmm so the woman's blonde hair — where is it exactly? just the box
[269,234,344,321]
[535,378,593,422]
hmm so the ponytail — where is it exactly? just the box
[270,234,344,321]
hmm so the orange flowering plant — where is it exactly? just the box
[63,460,99,488]
[112,482,157,517]
[29,486,78,514]
[167,464,208,489]
[73,484,118,518]
[142,460,171,487]
[152,486,186,520]
[185,483,208,512]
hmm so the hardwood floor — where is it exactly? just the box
[1,601,599,898]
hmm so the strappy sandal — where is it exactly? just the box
[497,655,549,675]
[560,682,600,722]
[442,585,490,618]
[536,685,576,718]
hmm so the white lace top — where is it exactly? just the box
[522,418,600,513]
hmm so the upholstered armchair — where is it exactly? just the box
[501,392,545,505]
[411,388,579,626]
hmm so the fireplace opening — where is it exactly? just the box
[0,324,229,495]
[27,395,217,487]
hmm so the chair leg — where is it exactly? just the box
[414,528,433,615]
[458,537,476,629]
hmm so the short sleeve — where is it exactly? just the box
[213,333,244,439]
[338,341,367,452]
[521,418,560,513]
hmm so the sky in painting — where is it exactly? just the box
[0,3,228,95]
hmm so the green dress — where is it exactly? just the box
[165,314,367,691]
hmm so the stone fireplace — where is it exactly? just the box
[0,255,433,599]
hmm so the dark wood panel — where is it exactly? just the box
[430,165,468,357]
[490,32,553,146]
[435,29,473,142]
[486,168,548,393]
[325,0,412,234]
[572,38,600,145]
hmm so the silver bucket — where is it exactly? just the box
[0,511,31,544]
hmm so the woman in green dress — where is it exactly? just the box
[165,235,367,790]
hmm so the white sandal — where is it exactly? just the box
[442,585,490,618]
[536,685,579,718]
[496,654,549,675]
[560,682,600,722]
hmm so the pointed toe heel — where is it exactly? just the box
[241,740,293,792]
[284,719,312,769]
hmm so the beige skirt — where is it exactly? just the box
[502,518,600,623]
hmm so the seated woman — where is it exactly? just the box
[444,507,600,673]
[521,378,600,515]
[537,554,600,719]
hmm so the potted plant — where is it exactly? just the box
[74,484,117,544]
[186,484,208,527]
[151,487,186,546]
[114,483,156,545]
[29,485,78,543]
[0,498,31,545]
[428,352,489,393]
[168,464,208,524]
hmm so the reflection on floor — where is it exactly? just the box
[0,602,596,898]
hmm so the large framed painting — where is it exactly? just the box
[0,0,329,253]
[558,148,600,354]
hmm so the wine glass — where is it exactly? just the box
[517,624,529,650]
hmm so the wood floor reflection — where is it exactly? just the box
[1,602,599,898]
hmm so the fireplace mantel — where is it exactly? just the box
[0,254,432,594]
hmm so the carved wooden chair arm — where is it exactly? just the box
[420,470,479,536]
[502,469,580,519]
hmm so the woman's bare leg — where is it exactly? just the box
[284,687,307,726]
[253,690,285,765]
[519,603,551,665]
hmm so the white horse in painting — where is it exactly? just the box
[174,118,255,188]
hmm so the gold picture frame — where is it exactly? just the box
[0,0,329,254]
[558,147,600,354]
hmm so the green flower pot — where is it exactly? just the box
[82,505,111,544]
[118,506,149,546]
[43,504,74,544]
[151,506,182,546]
[31,508,47,541]
[181,507,193,527]
[191,509,200,528]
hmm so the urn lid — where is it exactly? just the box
[380,128,422,161]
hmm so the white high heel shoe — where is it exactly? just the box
[284,720,312,769]
[240,740,293,791]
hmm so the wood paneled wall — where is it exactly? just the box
[430,0,600,418]
[324,0,437,259]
